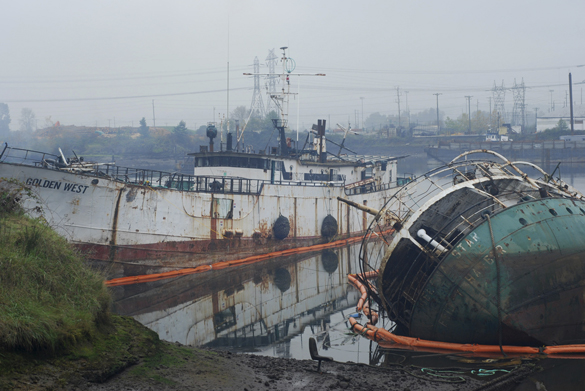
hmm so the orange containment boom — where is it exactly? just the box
[105,229,393,287]
[347,271,585,356]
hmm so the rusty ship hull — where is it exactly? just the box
[369,150,585,346]
[0,145,399,278]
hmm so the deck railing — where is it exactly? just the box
[1,146,346,196]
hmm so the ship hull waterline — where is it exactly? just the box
[1,160,396,278]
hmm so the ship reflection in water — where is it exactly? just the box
[111,241,385,361]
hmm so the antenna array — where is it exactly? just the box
[265,49,279,114]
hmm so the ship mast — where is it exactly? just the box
[243,47,325,156]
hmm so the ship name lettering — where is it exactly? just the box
[26,178,89,194]
[63,182,89,194]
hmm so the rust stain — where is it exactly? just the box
[108,188,124,262]
[125,187,138,202]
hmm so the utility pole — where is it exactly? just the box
[549,90,554,112]
[152,100,156,129]
[569,73,575,135]
[535,107,539,133]
[433,93,442,134]
[360,97,364,130]
[404,91,410,127]
[488,97,492,127]
[396,87,401,130]
[465,96,473,134]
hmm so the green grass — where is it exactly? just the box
[0,210,111,351]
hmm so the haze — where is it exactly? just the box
[2,0,584,131]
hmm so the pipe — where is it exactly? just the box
[417,229,447,253]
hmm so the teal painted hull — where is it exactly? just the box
[410,198,585,345]
[381,197,585,346]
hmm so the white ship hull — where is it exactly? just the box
[1,147,400,278]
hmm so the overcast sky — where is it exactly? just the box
[2,0,584,131]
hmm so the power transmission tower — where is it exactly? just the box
[512,78,525,129]
[265,49,279,114]
[492,80,506,123]
[249,56,265,118]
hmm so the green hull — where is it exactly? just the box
[406,198,585,345]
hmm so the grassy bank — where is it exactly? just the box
[0,189,249,390]
[0,190,110,351]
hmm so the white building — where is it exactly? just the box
[536,105,585,132]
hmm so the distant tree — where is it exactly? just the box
[19,108,36,132]
[556,119,569,132]
[172,120,190,149]
[45,116,54,128]
[174,120,188,135]
[231,106,248,124]
[364,112,388,130]
[138,117,149,137]
[471,110,490,134]
[195,124,208,136]
[444,115,468,134]
[410,108,445,126]
[0,103,11,134]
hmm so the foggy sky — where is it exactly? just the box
[2,0,584,131]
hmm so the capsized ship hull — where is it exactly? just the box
[373,150,585,346]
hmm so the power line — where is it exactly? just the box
[1,87,250,103]
[0,67,249,84]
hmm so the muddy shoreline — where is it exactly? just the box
[3,335,535,390]
[0,316,538,391]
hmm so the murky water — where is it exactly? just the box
[111,157,585,390]
[111,239,388,364]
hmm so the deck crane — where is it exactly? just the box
[335,122,360,156]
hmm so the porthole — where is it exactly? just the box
[566,208,573,214]
[91,179,99,185]
[549,209,557,216]
[519,218,527,226]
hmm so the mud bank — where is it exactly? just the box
[1,316,538,391]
